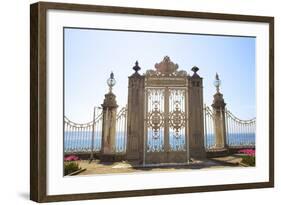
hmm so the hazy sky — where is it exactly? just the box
[64,28,256,123]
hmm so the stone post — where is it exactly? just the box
[100,73,118,161]
[126,61,145,163]
[187,66,206,159]
[212,73,227,149]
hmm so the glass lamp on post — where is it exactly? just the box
[212,72,227,149]
[107,72,116,93]
[100,72,118,158]
[214,72,221,93]
[90,72,116,162]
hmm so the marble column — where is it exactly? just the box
[187,66,206,159]
[126,61,145,163]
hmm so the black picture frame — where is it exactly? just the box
[30,1,274,202]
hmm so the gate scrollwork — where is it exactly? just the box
[146,89,165,152]
[168,89,186,151]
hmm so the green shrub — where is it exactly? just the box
[241,155,255,166]
[64,161,80,175]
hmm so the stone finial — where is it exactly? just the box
[191,66,199,73]
[191,66,200,78]
[133,61,141,73]
[155,56,179,75]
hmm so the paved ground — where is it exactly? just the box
[74,155,244,176]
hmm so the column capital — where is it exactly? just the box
[102,93,118,109]
[212,91,226,110]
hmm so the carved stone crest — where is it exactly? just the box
[145,56,187,77]
[155,56,178,74]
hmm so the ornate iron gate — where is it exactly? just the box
[143,56,189,164]
[145,88,187,153]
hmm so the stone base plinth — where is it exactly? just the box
[144,151,188,164]
[190,148,206,159]
[126,152,142,162]
[206,148,229,158]
[99,154,125,162]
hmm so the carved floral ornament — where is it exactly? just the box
[145,56,188,77]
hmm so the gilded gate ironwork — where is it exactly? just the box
[168,88,186,151]
[146,88,165,152]
[144,56,189,164]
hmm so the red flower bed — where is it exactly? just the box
[64,155,79,161]
[238,149,255,166]
[238,149,255,157]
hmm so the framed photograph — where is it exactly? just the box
[30,1,274,202]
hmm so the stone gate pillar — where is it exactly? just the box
[100,72,118,161]
[126,62,145,163]
[188,66,206,159]
[212,73,227,149]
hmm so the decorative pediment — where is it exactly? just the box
[145,56,187,77]
[155,56,178,74]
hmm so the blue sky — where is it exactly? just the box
[64,28,256,123]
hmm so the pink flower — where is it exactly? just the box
[64,155,79,161]
[238,149,255,156]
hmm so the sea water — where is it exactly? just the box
[64,131,255,152]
